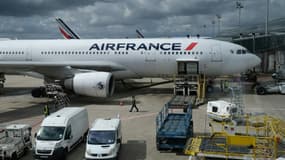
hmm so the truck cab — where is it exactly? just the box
[0,124,32,160]
[85,117,121,160]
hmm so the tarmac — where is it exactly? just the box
[0,75,284,160]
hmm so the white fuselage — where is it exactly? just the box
[0,38,260,79]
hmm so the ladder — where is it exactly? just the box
[54,92,70,107]
[45,84,70,108]
[230,86,244,115]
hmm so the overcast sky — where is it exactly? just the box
[0,0,284,39]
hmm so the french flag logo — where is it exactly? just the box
[185,42,198,51]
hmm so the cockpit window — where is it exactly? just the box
[237,49,242,54]
[230,50,234,54]
[236,49,247,54]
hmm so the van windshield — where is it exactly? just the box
[37,126,65,141]
[88,131,115,145]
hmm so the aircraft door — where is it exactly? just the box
[25,48,32,61]
[143,51,156,75]
[177,60,199,75]
[211,45,222,62]
[145,51,156,62]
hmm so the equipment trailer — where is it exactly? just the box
[0,124,32,160]
[156,96,193,150]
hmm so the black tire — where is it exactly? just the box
[63,148,68,160]
[256,87,266,95]
[11,152,17,160]
[31,88,41,97]
[31,87,46,98]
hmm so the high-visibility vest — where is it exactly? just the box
[44,105,49,115]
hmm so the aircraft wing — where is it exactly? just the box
[0,61,127,79]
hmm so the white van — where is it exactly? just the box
[85,117,121,160]
[34,107,89,160]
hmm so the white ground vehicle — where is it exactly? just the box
[256,80,285,95]
[0,124,32,160]
[85,117,122,160]
[34,107,89,160]
[207,100,242,121]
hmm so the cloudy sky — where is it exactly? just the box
[0,0,284,39]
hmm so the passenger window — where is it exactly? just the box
[212,106,218,112]
[65,125,72,140]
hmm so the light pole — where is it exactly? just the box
[252,32,256,53]
[212,20,216,37]
[265,0,270,35]
[236,1,244,35]
[216,14,222,35]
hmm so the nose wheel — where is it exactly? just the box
[0,73,5,94]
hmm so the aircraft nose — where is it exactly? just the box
[248,53,261,68]
[252,54,261,66]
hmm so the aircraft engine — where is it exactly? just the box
[64,72,115,97]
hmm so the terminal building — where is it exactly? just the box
[219,18,285,73]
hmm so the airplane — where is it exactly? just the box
[0,38,261,98]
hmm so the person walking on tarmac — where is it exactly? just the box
[43,104,50,117]
[129,95,139,112]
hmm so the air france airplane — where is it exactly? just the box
[0,38,260,97]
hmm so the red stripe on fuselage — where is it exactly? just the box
[185,42,198,50]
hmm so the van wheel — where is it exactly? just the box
[256,87,266,95]
[62,148,68,160]
[11,152,17,160]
